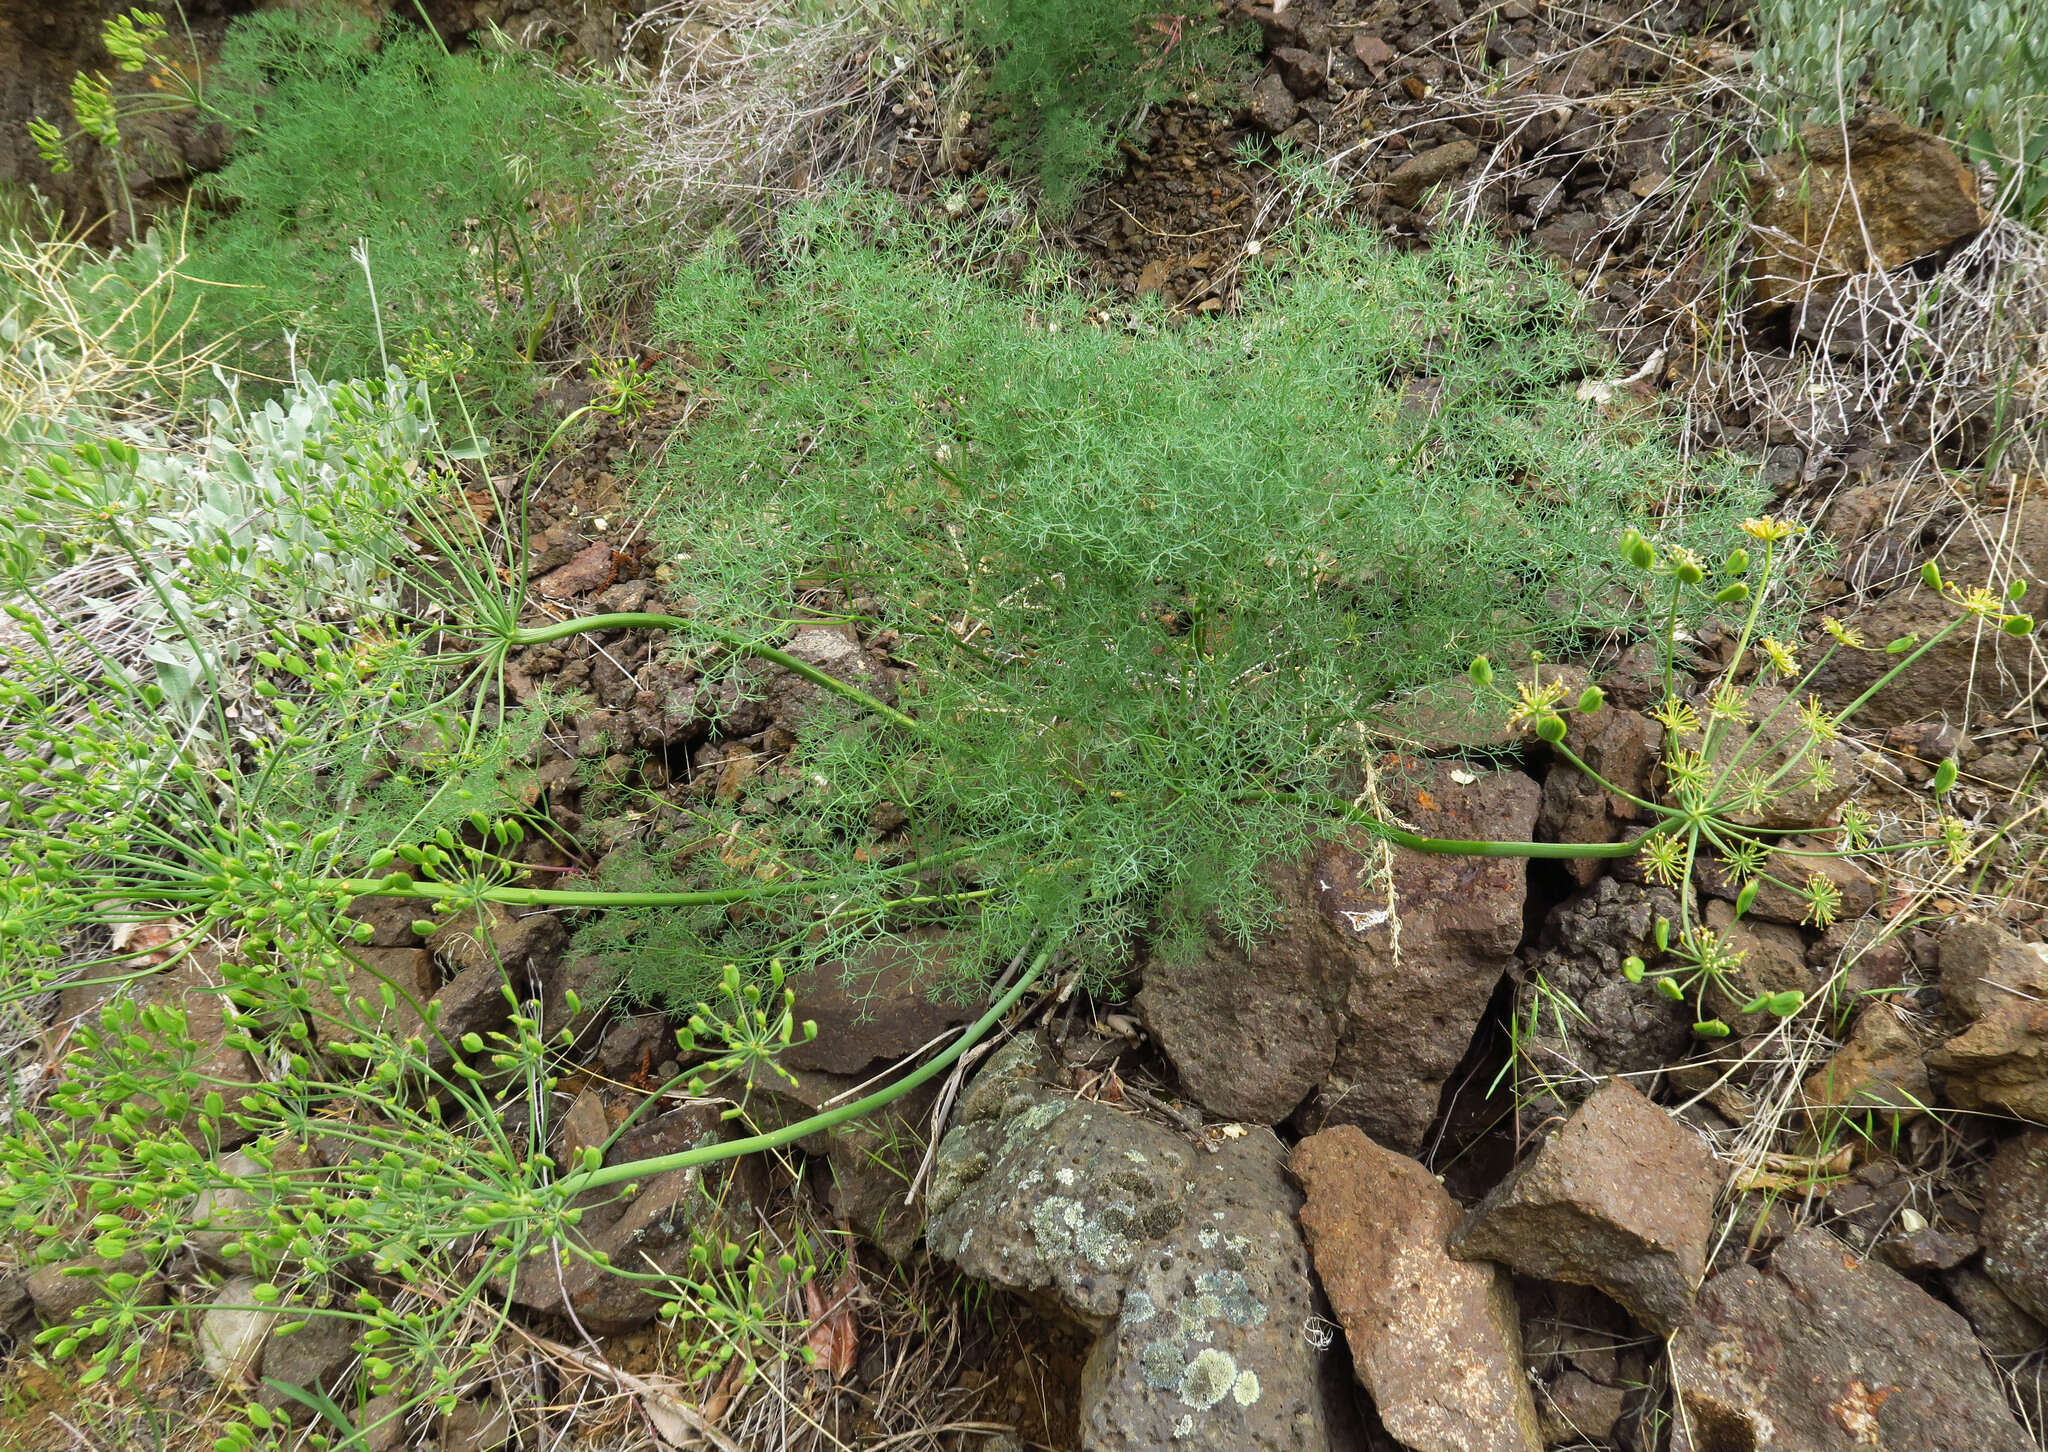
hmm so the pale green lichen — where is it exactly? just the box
[1141,1339,1183,1389]
[1232,1369,1261,1407]
[1180,1348,1238,1410]
[1123,1290,1156,1325]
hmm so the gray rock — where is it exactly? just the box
[1288,1126,1541,1452]
[928,1036,1327,1451]
[256,1312,358,1418]
[1142,758,1535,1150]
[1669,1228,2032,1450]
[1944,1264,2047,1358]
[1451,1079,1716,1334]
[1982,1129,2048,1325]
[199,1276,277,1384]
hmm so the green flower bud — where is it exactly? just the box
[1734,879,1759,917]
[1885,635,1918,654]
[1468,655,1493,687]
[1765,990,1805,1016]
[1675,559,1705,584]
[410,920,437,938]
[1932,758,1958,794]
[1655,977,1684,1001]
[1576,686,1604,714]
[1712,582,1749,604]
[1622,955,1645,983]
[1921,561,1943,590]
[2008,579,2029,601]
[1654,917,1671,952]
[1534,714,1567,743]
[2002,613,2035,636]
[1724,547,1750,576]
[1692,1019,1732,1038]
[1621,530,1656,570]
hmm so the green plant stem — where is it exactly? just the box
[1318,794,1655,858]
[507,614,922,735]
[554,936,1061,1196]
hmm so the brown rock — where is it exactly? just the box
[1698,838,1877,927]
[1384,139,1478,207]
[1750,114,1985,315]
[1289,1127,1542,1452]
[1801,1003,1935,1120]
[1535,708,1662,886]
[781,931,983,1076]
[1247,73,1299,134]
[308,947,436,1060]
[1929,997,2048,1122]
[1806,917,1910,999]
[1143,758,1537,1147]
[1350,34,1395,72]
[1669,1228,2032,1451]
[1944,1263,2047,1357]
[1938,920,2048,1026]
[26,1254,166,1326]
[1878,1224,1978,1274]
[1449,1079,1717,1333]
[535,541,616,599]
[1701,899,1819,1032]
[550,1086,610,1169]
[1690,685,1858,831]
[1982,1130,2048,1325]
[1806,500,2046,729]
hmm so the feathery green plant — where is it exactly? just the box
[2,191,2034,1447]
[961,0,1256,215]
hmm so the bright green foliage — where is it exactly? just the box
[172,7,615,408]
[1752,0,2048,218]
[962,0,1255,215]
[614,189,1767,1004]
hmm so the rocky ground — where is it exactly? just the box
[4,1,2047,1450]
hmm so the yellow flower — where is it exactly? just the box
[1821,617,1867,649]
[1759,637,1798,678]
[1739,517,1797,543]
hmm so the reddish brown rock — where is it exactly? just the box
[1801,1003,1936,1121]
[1698,837,1877,927]
[1750,114,1985,315]
[534,541,616,599]
[1929,998,2048,1122]
[1289,1127,1542,1452]
[780,930,982,1076]
[1670,1228,2032,1451]
[1449,1079,1716,1333]
[1142,758,1537,1147]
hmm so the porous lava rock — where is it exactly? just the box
[1288,1126,1541,1452]
[1449,1078,1716,1334]
[1141,757,1536,1150]
[1669,1228,2032,1451]
[1981,1130,2048,1326]
[927,1036,1328,1452]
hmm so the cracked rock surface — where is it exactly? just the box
[927,1035,1329,1451]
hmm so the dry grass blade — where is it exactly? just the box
[617,0,937,246]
